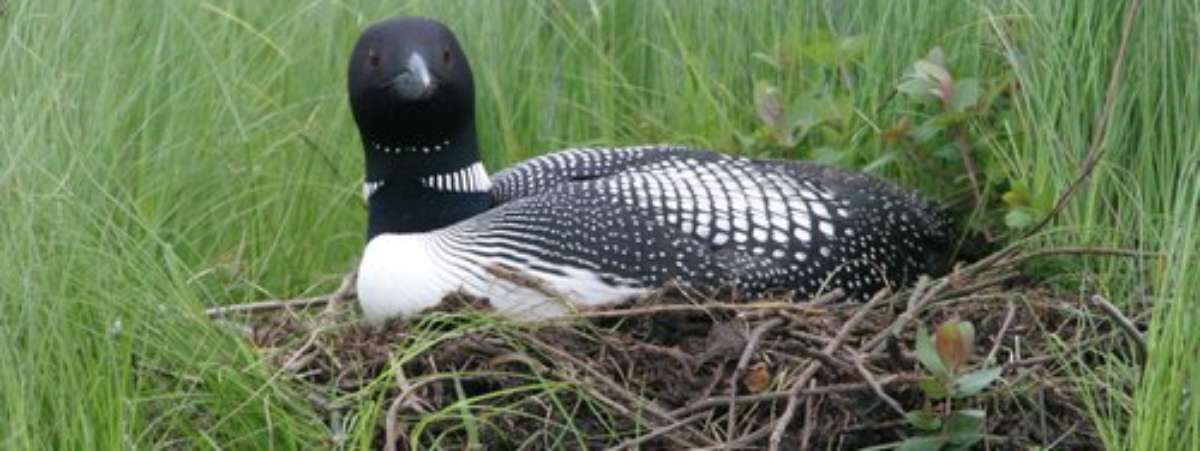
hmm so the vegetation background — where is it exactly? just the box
[1,0,1195,449]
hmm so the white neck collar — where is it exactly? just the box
[362,161,492,201]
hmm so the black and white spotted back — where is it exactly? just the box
[490,145,686,203]
[438,146,952,300]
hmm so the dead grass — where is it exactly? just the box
[232,247,1146,450]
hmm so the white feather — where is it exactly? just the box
[357,231,646,323]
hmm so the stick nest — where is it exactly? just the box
[235,248,1144,450]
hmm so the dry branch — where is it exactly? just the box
[1088,294,1146,357]
[728,318,784,441]
[226,244,1138,449]
[205,269,357,318]
[768,288,891,451]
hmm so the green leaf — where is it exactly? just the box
[919,376,951,400]
[814,95,852,124]
[1004,209,1035,229]
[786,95,821,145]
[950,78,980,112]
[953,366,1003,398]
[811,146,845,164]
[862,151,898,173]
[906,409,943,431]
[897,77,939,102]
[933,143,962,161]
[733,132,758,150]
[897,435,950,451]
[838,35,868,61]
[945,442,977,451]
[859,443,903,451]
[911,118,944,143]
[857,443,902,451]
[916,326,949,379]
[754,81,785,133]
[945,409,986,445]
[914,60,952,88]
[924,47,946,66]
[1001,185,1030,208]
[913,59,952,103]
[751,52,781,70]
[799,32,838,64]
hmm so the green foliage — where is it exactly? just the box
[739,31,863,164]
[891,48,1041,234]
[915,326,950,381]
[743,42,1042,238]
[880,320,1001,451]
[0,0,1196,449]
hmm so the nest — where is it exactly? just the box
[229,246,1147,450]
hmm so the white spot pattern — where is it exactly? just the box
[371,139,452,154]
[361,145,951,321]
[418,162,492,193]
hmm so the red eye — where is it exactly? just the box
[442,50,452,65]
[368,49,381,67]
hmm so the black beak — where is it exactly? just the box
[389,52,434,100]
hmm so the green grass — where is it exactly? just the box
[1,0,1195,449]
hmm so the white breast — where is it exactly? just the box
[356,232,647,323]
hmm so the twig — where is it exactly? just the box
[959,244,1022,278]
[1002,246,1162,266]
[839,419,909,433]
[586,378,705,448]
[629,343,699,383]
[564,299,830,321]
[485,265,574,304]
[781,345,854,373]
[807,289,849,306]
[852,353,905,416]
[521,334,714,448]
[799,381,818,451]
[951,122,987,227]
[711,425,773,451]
[783,329,835,346]
[205,269,357,318]
[381,392,404,451]
[603,412,709,451]
[1024,0,1142,237]
[382,364,431,451]
[1045,420,1084,450]
[937,271,1021,300]
[728,318,784,442]
[863,277,951,354]
[564,286,840,321]
[1004,335,1113,369]
[985,300,1018,365]
[769,288,890,451]
[280,325,326,373]
[670,375,916,417]
[1088,294,1146,357]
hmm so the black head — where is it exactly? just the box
[348,17,478,179]
[349,18,492,239]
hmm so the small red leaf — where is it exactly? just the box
[935,320,967,374]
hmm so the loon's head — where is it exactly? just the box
[348,17,474,155]
[348,17,491,239]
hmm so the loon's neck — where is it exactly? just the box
[362,129,493,239]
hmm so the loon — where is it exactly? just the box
[349,17,953,322]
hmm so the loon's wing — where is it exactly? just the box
[442,153,952,304]
[489,145,704,204]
